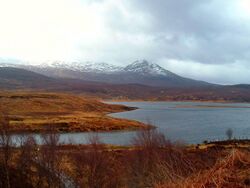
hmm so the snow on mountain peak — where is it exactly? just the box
[0,59,175,77]
[83,62,122,73]
[124,59,171,76]
[35,61,122,73]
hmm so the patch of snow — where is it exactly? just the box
[82,62,123,73]
[35,61,123,73]
[0,59,175,77]
[124,59,173,76]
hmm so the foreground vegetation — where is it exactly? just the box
[0,115,249,188]
[0,91,249,188]
[0,91,148,132]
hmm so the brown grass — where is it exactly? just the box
[0,91,149,132]
[156,149,250,188]
[0,126,249,187]
[55,136,250,188]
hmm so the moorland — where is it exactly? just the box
[0,67,249,188]
[0,91,149,133]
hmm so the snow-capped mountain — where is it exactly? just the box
[0,62,18,67]
[0,59,212,88]
[0,59,174,76]
[37,61,77,69]
[32,59,178,77]
[35,61,123,73]
[124,60,175,76]
[81,62,122,73]
[0,60,123,74]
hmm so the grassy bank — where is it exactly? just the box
[0,91,150,133]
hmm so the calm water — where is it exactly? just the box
[13,102,250,145]
[108,101,250,144]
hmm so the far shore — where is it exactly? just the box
[104,100,250,109]
[172,105,250,109]
[104,98,250,103]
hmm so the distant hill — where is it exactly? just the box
[1,66,250,102]
[0,67,160,98]
[0,67,58,89]
[0,60,213,88]
[0,67,51,81]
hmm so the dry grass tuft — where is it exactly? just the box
[156,149,250,188]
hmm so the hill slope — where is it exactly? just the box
[0,60,213,88]
[1,67,250,102]
[0,67,58,89]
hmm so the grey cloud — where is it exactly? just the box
[2,0,250,84]
[116,0,250,64]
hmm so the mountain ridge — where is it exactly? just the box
[1,67,250,102]
[0,59,213,88]
[124,59,175,76]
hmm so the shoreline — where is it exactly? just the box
[105,100,250,109]
[6,110,152,134]
[1,91,151,134]
[104,99,250,103]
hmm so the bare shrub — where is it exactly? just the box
[124,129,197,187]
[71,134,124,188]
[132,129,168,148]
[124,130,171,187]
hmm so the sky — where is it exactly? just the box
[0,0,250,84]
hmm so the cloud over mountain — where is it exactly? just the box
[0,0,250,84]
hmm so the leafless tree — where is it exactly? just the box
[226,128,233,140]
[38,126,61,187]
[17,135,38,186]
[71,134,124,188]
[0,114,12,188]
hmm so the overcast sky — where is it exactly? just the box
[0,0,250,84]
